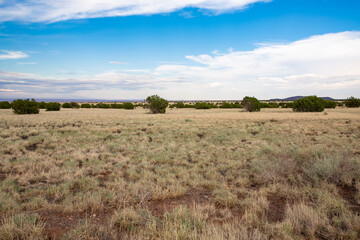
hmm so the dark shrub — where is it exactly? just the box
[0,101,12,109]
[46,102,61,111]
[174,102,185,108]
[292,96,325,112]
[96,103,111,109]
[62,102,80,108]
[110,103,124,109]
[135,103,148,109]
[12,99,39,114]
[279,102,294,108]
[337,102,344,107]
[194,102,217,109]
[81,103,92,108]
[219,102,242,108]
[241,96,261,112]
[260,102,279,108]
[344,97,360,108]
[170,102,195,109]
[324,100,337,109]
[37,101,47,109]
[123,102,135,110]
[146,95,168,114]
[194,102,211,109]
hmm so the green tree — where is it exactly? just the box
[344,97,360,108]
[81,103,92,108]
[12,99,39,114]
[146,95,168,114]
[241,96,261,112]
[62,102,80,108]
[0,101,12,109]
[46,102,61,111]
[37,101,47,109]
[123,102,135,110]
[324,100,337,109]
[292,96,325,112]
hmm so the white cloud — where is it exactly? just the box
[1,31,360,99]
[17,62,37,65]
[0,50,28,60]
[206,82,223,88]
[0,89,16,92]
[153,31,360,97]
[0,0,269,23]
[109,61,128,65]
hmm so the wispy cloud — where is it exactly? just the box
[17,62,37,65]
[0,50,28,60]
[0,88,17,92]
[0,0,270,23]
[1,31,360,99]
[109,61,128,65]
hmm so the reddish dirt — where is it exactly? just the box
[0,171,6,181]
[337,185,360,214]
[146,188,211,216]
[267,193,287,223]
[33,208,114,239]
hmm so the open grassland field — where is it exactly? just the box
[1,108,360,239]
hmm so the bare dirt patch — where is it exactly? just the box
[0,172,6,181]
[25,143,39,151]
[34,208,114,239]
[146,188,211,216]
[267,193,287,223]
[337,185,360,214]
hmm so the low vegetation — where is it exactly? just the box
[1,107,358,239]
[292,96,325,112]
[241,96,261,112]
[0,101,12,109]
[345,96,360,108]
[45,102,61,111]
[11,99,40,114]
[146,95,168,114]
[62,102,80,109]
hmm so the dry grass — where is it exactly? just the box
[0,107,360,239]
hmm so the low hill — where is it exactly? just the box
[269,96,335,101]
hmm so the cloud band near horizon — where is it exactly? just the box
[0,31,360,99]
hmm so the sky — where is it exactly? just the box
[0,0,360,100]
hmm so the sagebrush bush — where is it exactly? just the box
[241,96,261,112]
[279,102,294,108]
[344,96,360,108]
[80,103,92,108]
[260,102,279,108]
[37,101,47,109]
[12,99,39,114]
[95,103,111,108]
[292,96,325,112]
[324,100,337,109]
[45,102,61,111]
[219,102,242,108]
[0,101,11,109]
[146,95,168,114]
[123,102,135,110]
[194,102,217,109]
[62,102,80,108]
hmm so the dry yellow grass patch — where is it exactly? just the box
[0,107,359,239]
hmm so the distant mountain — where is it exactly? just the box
[269,96,335,101]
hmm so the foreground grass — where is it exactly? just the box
[0,108,360,239]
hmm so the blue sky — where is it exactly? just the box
[0,0,360,100]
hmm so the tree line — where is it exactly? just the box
[0,95,359,114]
